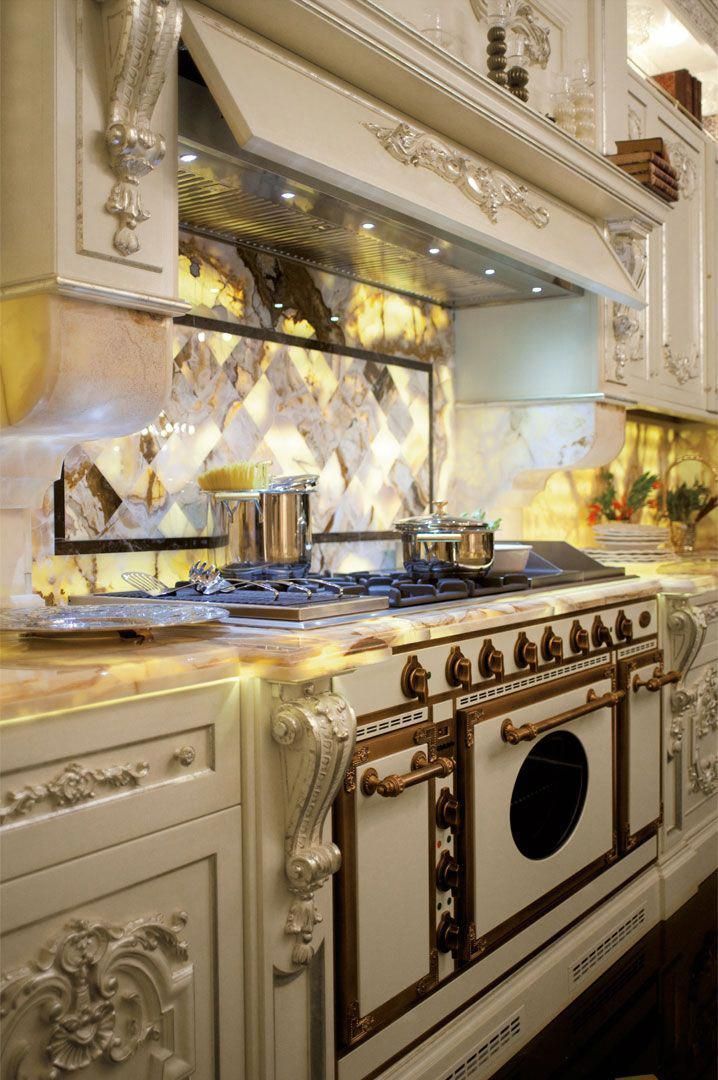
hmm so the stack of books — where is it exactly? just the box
[652,69,702,122]
[607,138,679,203]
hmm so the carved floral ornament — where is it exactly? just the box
[364,122,550,229]
[607,221,647,382]
[0,912,194,1077]
[663,343,700,385]
[0,761,150,823]
[272,691,356,966]
[97,0,183,256]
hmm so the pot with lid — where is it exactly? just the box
[216,474,318,572]
[395,501,496,575]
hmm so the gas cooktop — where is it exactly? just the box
[80,543,627,630]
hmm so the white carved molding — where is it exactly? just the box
[0,912,194,1076]
[689,754,718,796]
[272,691,356,966]
[364,122,550,228]
[469,1,551,68]
[0,761,150,823]
[607,221,647,383]
[665,141,698,201]
[663,342,700,385]
[668,0,718,50]
[666,596,707,758]
[97,0,183,256]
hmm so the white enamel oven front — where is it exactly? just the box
[458,667,620,963]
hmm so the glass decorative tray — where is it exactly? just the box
[0,601,231,637]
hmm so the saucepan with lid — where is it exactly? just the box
[394,501,497,575]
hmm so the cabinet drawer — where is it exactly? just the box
[0,679,240,879]
[0,808,243,1080]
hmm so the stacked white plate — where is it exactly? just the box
[588,523,670,562]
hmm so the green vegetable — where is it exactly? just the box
[666,480,715,524]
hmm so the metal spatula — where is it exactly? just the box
[121,572,179,596]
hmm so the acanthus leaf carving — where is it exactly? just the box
[663,342,700,385]
[364,121,550,229]
[272,691,356,966]
[97,0,183,256]
[0,911,193,1077]
[666,596,707,758]
[665,141,698,200]
[607,221,647,383]
[0,761,150,823]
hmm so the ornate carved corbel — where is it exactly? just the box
[97,0,183,256]
[272,691,356,966]
[607,220,647,383]
[665,596,707,759]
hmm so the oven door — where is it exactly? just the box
[333,721,456,1052]
[617,649,665,853]
[458,670,619,962]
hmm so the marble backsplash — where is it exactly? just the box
[32,233,454,600]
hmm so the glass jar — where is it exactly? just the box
[551,73,576,137]
[571,59,596,146]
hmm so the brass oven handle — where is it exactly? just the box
[501,687,625,745]
[361,751,454,797]
[632,666,681,693]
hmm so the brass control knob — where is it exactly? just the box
[437,912,461,954]
[436,850,461,892]
[478,639,504,680]
[446,646,472,689]
[401,655,431,702]
[436,787,461,831]
[638,610,652,629]
[514,631,539,671]
[569,620,590,654]
[592,615,613,649]
[615,609,634,642]
[541,625,564,663]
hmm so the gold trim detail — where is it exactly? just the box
[347,1000,376,1043]
[416,949,439,996]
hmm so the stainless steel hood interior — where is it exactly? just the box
[178,78,580,309]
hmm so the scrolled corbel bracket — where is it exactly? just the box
[665,596,707,758]
[606,220,648,382]
[272,691,356,966]
[96,0,183,256]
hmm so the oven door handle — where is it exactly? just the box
[501,687,625,745]
[361,751,454,797]
[632,666,681,693]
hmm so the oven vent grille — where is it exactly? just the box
[618,641,657,660]
[356,708,427,741]
[441,1010,523,1080]
[458,655,606,709]
[570,907,646,987]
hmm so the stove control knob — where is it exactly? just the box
[541,625,564,663]
[592,615,613,649]
[401,655,431,702]
[615,609,634,642]
[437,912,460,954]
[446,646,472,689]
[478,639,504,680]
[570,620,590,654]
[514,631,538,671]
[436,851,461,892]
[436,787,461,831]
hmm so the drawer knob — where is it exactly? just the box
[478,639,504,680]
[173,746,196,767]
[514,631,538,671]
[446,646,472,689]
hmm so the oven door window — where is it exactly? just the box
[509,731,589,860]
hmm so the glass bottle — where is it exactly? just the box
[571,59,596,146]
[551,73,576,137]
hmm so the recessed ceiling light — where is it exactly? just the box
[330,315,340,322]
[179,152,197,163]
[484,268,496,276]
[274,302,283,309]
[532,286,543,293]
[281,191,296,200]
[361,222,375,230]
[428,246,440,255]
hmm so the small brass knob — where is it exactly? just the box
[570,620,590,654]
[401,655,431,702]
[592,616,613,649]
[436,851,461,892]
[478,639,504,680]
[173,746,196,767]
[437,912,460,954]
[541,625,563,662]
[615,609,634,642]
[514,631,538,671]
[446,646,472,689]
[436,788,461,830]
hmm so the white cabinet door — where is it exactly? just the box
[706,140,718,415]
[0,809,244,1080]
[626,71,708,412]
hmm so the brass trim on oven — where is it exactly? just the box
[500,687,625,745]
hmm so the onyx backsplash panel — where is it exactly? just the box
[32,232,454,600]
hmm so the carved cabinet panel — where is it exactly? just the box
[0,808,244,1080]
[625,70,708,412]
[0,680,241,880]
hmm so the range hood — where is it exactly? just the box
[180,0,648,310]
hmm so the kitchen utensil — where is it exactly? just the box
[492,542,532,573]
[188,563,236,594]
[121,571,179,596]
[395,501,495,574]
[212,474,318,571]
[0,602,230,637]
